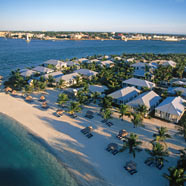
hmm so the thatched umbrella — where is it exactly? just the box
[118,130,128,138]
[42,101,49,109]
[25,95,33,102]
[11,90,17,95]
[39,95,46,102]
[5,87,12,93]
[56,109,64,117]
[107,143,118,150]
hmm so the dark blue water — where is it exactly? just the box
[0,113,78,186]
[0,38,186,76]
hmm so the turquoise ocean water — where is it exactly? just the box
[0,113,78,186]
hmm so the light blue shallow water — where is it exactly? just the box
[0,113,78,186]
[0,38,186,76]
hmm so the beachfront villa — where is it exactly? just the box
[122,78,155,90]
[43,59,67,69]
[20,69,37,78]
[169,87,186,98]
[108,86,140,105]
[161,60,176,68]
[89,59,101,63]
[126,90,161,112]
[78,58,89,63]
[99,60,114,67]
[56,72,79,87]
[88,85,108,94]
[155,96,186,123]
[43,71,64,79]
[32,66,54,74]
[74,69,98,79]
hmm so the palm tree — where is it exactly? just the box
[57,79,65,89]
[131,112,144,128]
[136,104,149,118]
[118,104,130,120]
[120,133,142,158]
[101,108,112,121]
[68,101,82,116]
[176,120,186,141]
[57,93,69,107]
[153,127,171,143]
[177,148,186,171]
[146,142,169,164]
[163,167,186,186]
[91,91,101,104]
[101,95,112,109]
[76,89,89,105]
[47,75,55,87]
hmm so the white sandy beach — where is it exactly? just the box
[0,90,185,186]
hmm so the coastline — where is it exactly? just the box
[0,91,185,186]
[0,92,110,186]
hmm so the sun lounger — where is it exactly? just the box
[86,133,93,138]
[112,149,119,155]
[106,121,113,127]
[129,169,137,175]
[106,147,112,152]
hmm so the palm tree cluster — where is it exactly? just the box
[120,133,142,158]
[57,93,69,107]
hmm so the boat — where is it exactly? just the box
[26,35,31,43]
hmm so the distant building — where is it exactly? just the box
[127,90,161,112]
[122,78,155,90]
[161,60,176,68]
[56,72,79,87]
[32,66,54,74]
[108,86,140,105]
[155,96,186,123]
[100,60,114,67]
[74,69,98,78]
[43,59,67,69]
[20,69,37,78]
[78,58,89,63]
[43,71,64,79]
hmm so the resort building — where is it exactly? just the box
[169,87,186,98]
[43,59,67,69]
[89,59,101,63]
[108,86,140,105]
[32,66,54,74]
[114,56,122,61]
[43,71,64,80]
[155,96,186,123]
[56,72,79,87]
[78,58,89,63]
[126,90,161,112]
[122,78,155,90]
[65,61,80,69]
[99,60,114,67]
[88,85,108,96]
[20,69,37,78]
[161,60,176,68]
[74,69,98,78]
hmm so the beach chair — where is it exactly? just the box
[106,147,112,152]
[112,149,119,155]
[128,169,137,175]
[86,133,93,138]
[106,121,113,127]
[144,158,154,166]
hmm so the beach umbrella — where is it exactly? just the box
[11,90,17,95]
[119,130,128,137]
[25,95,33,101]
[5,87,12,93]
[39,95,46,101]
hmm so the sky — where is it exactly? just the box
[0,0,186,34]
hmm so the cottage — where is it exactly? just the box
[100,60,114,67]
[122,78,155,90]
[43,71,64,79]
[78,58,89,63]
[161,60,176,68]
[32,66,54,74]
[108,86,140,105]
[43,59,67,69]
[74,69,98,78]
[20,69,37,78]
[126,90,161,112]
[56,72,79,87]
[155,96,185,123]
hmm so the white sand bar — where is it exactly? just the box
[0,91,185,186]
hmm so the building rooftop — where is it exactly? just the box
[155,96,185,116]
[32,66,54,74]
[74,69,98,76]
[127,90,161,109]
[123,78,155,89]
